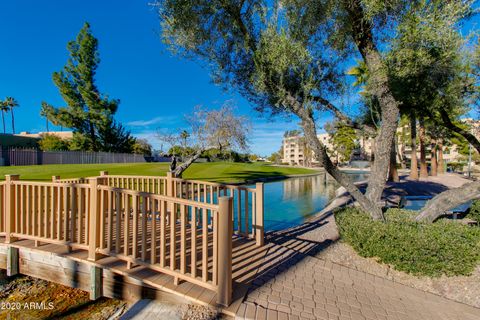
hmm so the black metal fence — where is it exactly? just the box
[0,148,153,166]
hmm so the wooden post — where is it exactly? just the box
[52,176,60,182]
[217,196,233,307]
[88,178,101,261]
[166,171,174,227]
[6,246,19,276]
[166,172,173,197]
[90,265,102,300]
[255,183,264,246]
[5,174,19,244]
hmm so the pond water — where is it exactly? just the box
[259,172,368,231]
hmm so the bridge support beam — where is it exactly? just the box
[90,266,102,300]
[7,246,19,277]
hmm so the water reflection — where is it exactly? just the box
[263,172,368,231]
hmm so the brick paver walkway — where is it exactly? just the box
[232,173,480,320]
[122,173,480,320]
[236,243,480,320]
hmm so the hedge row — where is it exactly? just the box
[335,208,480,277]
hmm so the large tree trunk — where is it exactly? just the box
[409,113,419,180]
[172,150,203,178]
[88,121,97,152]
[437,140,444,174]
[388,136,399,182]
[416,180,480,223]
[344,0,401,205]
[294,103,385,221]
[419,117,428,178]
[430,140,437,176]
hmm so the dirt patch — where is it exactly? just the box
[0,271,126,320]
[179,304,218,320]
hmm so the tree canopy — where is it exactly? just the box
[44,22,134,152]
[159,104,251,177]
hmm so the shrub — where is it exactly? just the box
[38,134,70,151]
[467,200,480,224]
[335,207,480,277]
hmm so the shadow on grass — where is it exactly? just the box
[187,170,314,184]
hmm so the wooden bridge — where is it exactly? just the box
[0,172,265,313]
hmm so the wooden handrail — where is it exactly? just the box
[1,172,264,306]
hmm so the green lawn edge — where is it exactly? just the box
[0,162,318,184]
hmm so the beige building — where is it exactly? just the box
[283,119,480,167]
[282,133,375,166]
[17,131,74,140]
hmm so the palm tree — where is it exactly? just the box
[40,101,54,132]
[4,97,19,134]
[346,60,369,93]
[0,101,8,134]
[180,130,189,147]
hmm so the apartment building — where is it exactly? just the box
[281,119,479,167]
[282,133,375,166]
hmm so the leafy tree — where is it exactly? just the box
[155,0,437,220]
[326,122,357,163]
[387,1,474,178]
[38,134,70,151]
[133,139,153,156]
[160,104,251,177]
[167,145,195,157]
[44,22,132,152]
[4,97,19,134]
[97,119,135,153]
[268,151,283,164]
[180,130,189,148]
[40,102,55,132]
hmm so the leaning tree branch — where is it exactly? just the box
[171,149,204,178]
[438,108,480,153]
[287,94,385,221]
[416,109,480,222]
[311,95,376,136]
[415,180,480,223]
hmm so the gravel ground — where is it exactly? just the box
[0,271,126,320]
[119,299,219,320]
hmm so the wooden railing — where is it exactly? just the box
[101,172,264,246]
[95,184,224,292]
[100,173,168,195]
[0,172,265,306]
[4,175,91,249]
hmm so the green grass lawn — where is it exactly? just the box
[0,162,317,183]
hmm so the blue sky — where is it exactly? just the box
[0,0,310,156]
[2,1,477,156]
